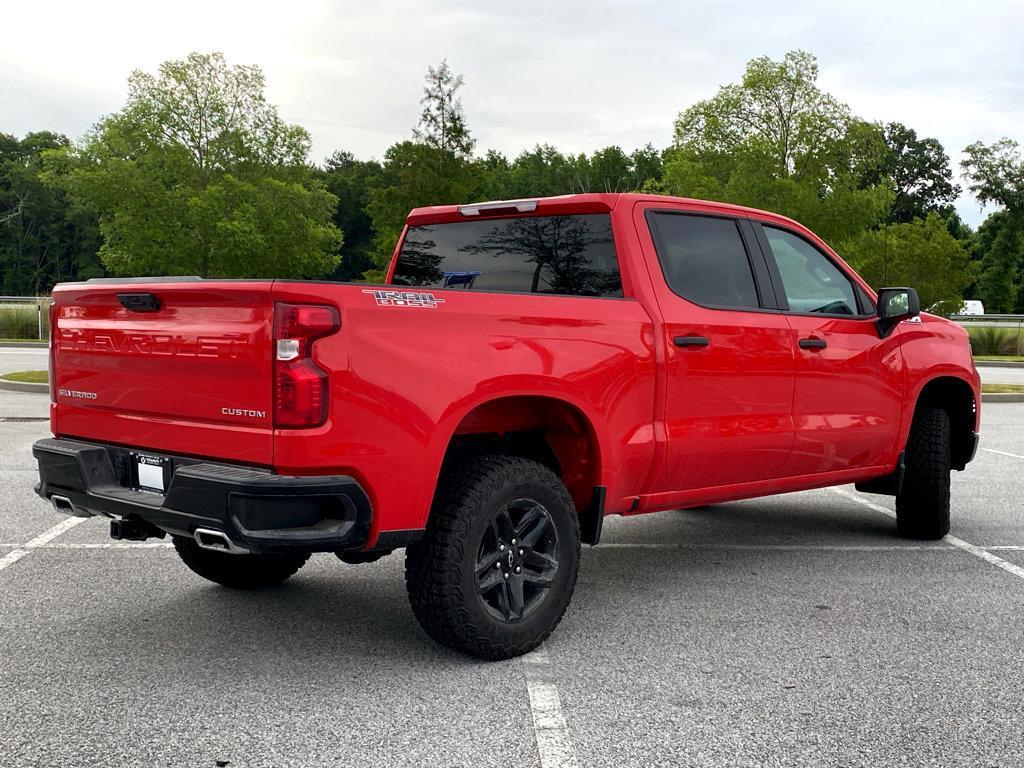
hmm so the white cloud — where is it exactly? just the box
[1,0,1019,226]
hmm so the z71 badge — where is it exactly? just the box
[362,289,445,308]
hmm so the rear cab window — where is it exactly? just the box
[391,213,622,298]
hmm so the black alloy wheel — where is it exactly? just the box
[475,498,560,622]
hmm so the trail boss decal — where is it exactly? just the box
[362,290,445,308]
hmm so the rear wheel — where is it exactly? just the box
[173,536,310,588]
[405,455,581,660]
[896,406,951,540]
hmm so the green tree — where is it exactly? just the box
[862,122,959,224]
[628,144,664,191]
[505,145,577,197]
[366,60,478,280]
[413,59,475,176]
[971,210,1023,312]
[474,149,514,200]
[365,140,480,280]
[44,52,341,279]
[321,150,382,281]
[962,138,1024,213]
[0,132,102,293]
[664,50,892,245]
[843,213,972,310]
[477,143,662,201]
[962,138,1024,310]
[573,145,664,193]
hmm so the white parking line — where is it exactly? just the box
[0,549,29,571]
[23,517,87,547]
[598,542,951,551]
[982,448,1024,460]
[0,541,961,552]
[832,487,1024,582]
[42,542,175,549]
[830,487,897,518]
[0,517,86,573]
[947,536,1024,579]
[522,644,577,769]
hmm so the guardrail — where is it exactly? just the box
[950,314,1024,323]
[0,296,50,340]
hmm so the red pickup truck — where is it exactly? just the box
[34,193,980,659]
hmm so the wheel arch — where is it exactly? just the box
[426,391,608,538]
[912,375,978,470]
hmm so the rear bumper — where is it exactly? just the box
[33,438,372,554]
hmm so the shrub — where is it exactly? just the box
[0,305,43,339]
[968,325,1016,356]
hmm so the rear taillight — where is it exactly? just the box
[48,301,56,403]
[273,303,340,428]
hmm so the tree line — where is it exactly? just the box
[1,50,1022,312]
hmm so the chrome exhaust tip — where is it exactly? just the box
[193,527,248,554]
[51,494,90,518]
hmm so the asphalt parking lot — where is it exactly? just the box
[2,386,1023,767]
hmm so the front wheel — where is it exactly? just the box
[405,455,581,660]
[896,406,951,540]
[173,536,310,588]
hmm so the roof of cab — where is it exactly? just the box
[405,192,807,233]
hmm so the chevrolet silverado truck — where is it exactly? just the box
[33,193,981,659]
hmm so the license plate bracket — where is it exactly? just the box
[131,452,169,494]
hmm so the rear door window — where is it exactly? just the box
[647,212,762,310]
[391,214,622,297]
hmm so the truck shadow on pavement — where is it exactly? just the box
[67,508,900,663]
[604,495,899,547]
[60,496,908,665]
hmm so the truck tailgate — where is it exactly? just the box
[51,280,275,465]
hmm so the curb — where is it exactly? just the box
[976,360,1024,369]
[0,379,48,394]
[982,392,1024,403]
[0,341,48,349]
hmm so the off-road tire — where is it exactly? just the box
[173,536,310,588]
[896,406,951,540]
[405,455,581,660]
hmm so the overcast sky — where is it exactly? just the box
[2,0,1021,226]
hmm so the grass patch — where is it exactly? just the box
[982,384,1024,394]
[0,370,48,384]
[975,355,1024,363]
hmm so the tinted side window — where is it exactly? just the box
[763,227,859,316]
[391,214,622,297]
[649,213,760,310]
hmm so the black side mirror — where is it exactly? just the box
[876,287,920,338]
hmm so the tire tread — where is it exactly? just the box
[895,406,951,540]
